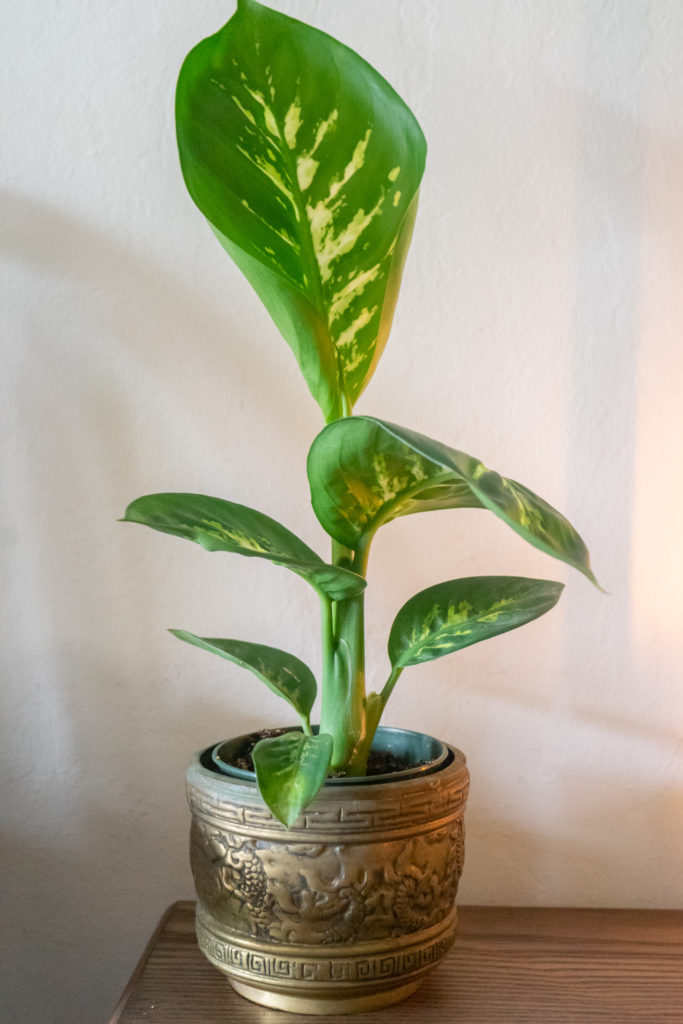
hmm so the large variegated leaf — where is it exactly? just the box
[307,417,598,584]
[176,0,426,421]
[253,730,333,827]
[389,576,564,668]
[122,493,366,600]
[169,632,316,722]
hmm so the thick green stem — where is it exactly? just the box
[318,530,371,769]
[318,412,374,772]
[320,591,366,769]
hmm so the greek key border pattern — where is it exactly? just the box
[197,920,455,985]
[187,770,469,837]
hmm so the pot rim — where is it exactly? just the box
[210,725,451,786]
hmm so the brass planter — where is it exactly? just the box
[186,729,469,1014]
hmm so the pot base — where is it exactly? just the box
[230,977,423,1015]
[196,901,457,1014]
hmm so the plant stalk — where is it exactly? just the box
[319,525,372,771]
[320,591,366,769]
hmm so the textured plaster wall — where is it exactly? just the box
[3,0,683,1020]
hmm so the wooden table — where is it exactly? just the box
[109,902,683,1023]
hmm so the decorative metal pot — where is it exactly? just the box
[186,727,469,1014]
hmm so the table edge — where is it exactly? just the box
[108,902,190,1024]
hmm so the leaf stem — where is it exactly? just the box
[319,593,335,707]
[351,533,372,578]
[380,664,404,706]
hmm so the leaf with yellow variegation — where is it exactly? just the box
[169,632,317,728]
[388,576,564,669]
[253,730,333,827]
[176,0,426,420]
[122,492,366,601]
[307,417,598,585]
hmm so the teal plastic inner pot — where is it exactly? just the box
[211,726,450,784]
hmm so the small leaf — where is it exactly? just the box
[308,417,597,584]
[169,632,316,721]
[122,493,365,600]
[253,731,333,827]
[389,576,565,669]
[176,0,426,419]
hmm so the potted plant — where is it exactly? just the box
[123,0,597,1013]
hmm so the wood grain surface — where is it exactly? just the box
[109,902,683,1023]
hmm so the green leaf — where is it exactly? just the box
[176,0,426,420]
[389,576,565,669]
[122,493,366,600]
[169,632,316,722]
[307,417,598,585]
[253,730,333,827]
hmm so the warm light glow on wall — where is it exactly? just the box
[631,132,683,677]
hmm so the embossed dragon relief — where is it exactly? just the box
[190,815,465,946]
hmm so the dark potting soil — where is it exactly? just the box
[229,728,428,777]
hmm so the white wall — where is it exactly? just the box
[3,0,682,1020]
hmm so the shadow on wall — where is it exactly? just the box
[2,761,252,1024]
[0,188,312,454]
[1,663,248,1024]
[1,185,292,775]
[1,190,302,1022]
[2,814,184,1024]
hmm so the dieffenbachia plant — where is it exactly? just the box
[124,0,598,827]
